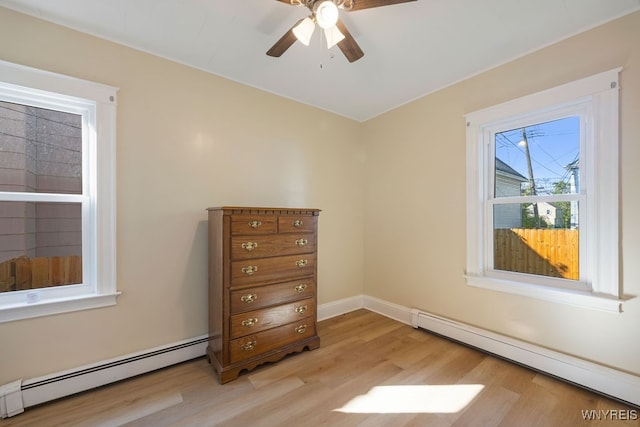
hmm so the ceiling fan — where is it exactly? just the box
[267,0,417,63]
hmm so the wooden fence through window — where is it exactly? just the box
[0,256,82,292]
[494,228,579,280]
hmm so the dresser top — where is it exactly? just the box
[207,206,320,215]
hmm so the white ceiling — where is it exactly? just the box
[1,0,638,121]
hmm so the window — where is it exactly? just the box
[492,116,581,282]
[465,68,622,313]
[0,60,118,322]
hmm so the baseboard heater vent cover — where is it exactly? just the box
[1,335,208,417]
[410,308,639,408]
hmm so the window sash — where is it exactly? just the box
[489,194,581,205]
[484,107,587,288]
[0,97,96,303]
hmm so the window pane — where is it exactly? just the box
[0,201,82,292]
[493,203,579,280]
[0,101,82,194]
[494,117,579,198]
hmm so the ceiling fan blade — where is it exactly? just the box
[275,0,296,4]
[348,0,417,11]
[335,19,364,63]
[266,20,302,57]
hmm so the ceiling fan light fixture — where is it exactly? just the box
[292,17,316,46]
[315,1,339,29]
[324,25,345,48]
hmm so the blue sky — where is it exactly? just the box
[495,116,579,194]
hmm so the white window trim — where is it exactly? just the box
[0,60,119,322]
[465,68,623,313]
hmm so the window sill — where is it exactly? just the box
[465,275,624,313]
[0,292,121,323]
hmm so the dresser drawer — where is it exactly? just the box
[230,279,315,314]
[231,254,316,287]
[278,215,317,234]
[229,318,316,364]
[229,299,315,339]
[230,214,277,236]
[231,233,316,260]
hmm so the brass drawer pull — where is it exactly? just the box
[241,340,257,351]
[295,325,307,334]
[248,220,262,229]
[295,259,308,268]
[241,265,258,275]
[240,293,257,303]
[295,305,308,314]
[295,238,308,247]
[294,283,307,293]
[241,241,258,252]
[292,219,303,228]
[241,317,258,327]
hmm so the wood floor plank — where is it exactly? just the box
[218,380,335,427]
[246,335,362,389]
[2,309,636,427]
[168,376,305,426]
[452,385,520,427]
[299,359,404,426]
[85,392,184,427]
[497,380,559,427]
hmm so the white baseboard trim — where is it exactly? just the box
[330,294,639,407]
[4,294,638,417]
[317,294,364,321]
[361,295,413,325]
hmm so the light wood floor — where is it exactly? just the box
[2,310,637,426]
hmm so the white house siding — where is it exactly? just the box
[526,202,563,228]
[0,102,82,263]
[494,173,523,228]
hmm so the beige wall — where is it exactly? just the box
[363,11,640,375]
[1,5,639,386]
[0,7,364,383]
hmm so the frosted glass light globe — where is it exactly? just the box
[315,1,339,29]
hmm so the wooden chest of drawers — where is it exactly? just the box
[206,206,320,383]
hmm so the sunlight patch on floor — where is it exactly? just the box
[334,384,485,414]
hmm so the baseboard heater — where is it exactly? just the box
[0,335,208,418]
[410,309,640,408]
